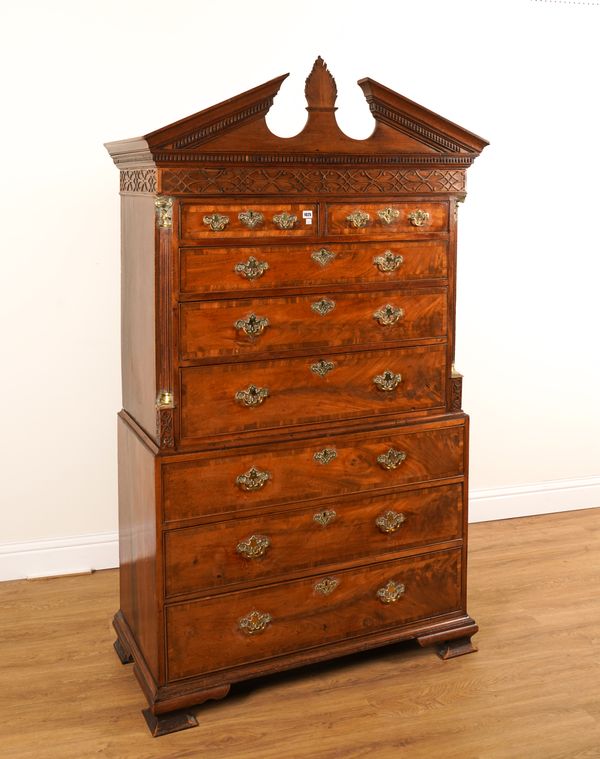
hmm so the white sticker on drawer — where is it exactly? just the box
[303,210,313,224]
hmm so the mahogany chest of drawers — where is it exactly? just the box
[106,58,487,736]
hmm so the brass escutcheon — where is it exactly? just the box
[376,448,407,471]
[373,250,403,273]
[408,209,430,227]
[311,248,336,266]
[373,304,404,326]
[236,534,270,559]
[346,210,370,228]
[234,313,270,337]
[203,213,230,231]
[377,207,400,225]
[239,610,272,635]
[273,212,297,230]
[313,509,337,527]
[235,466,271,492]
[234,256,269,280]
[377,580,406,604]
[311,298,336,316]
[375,510,406,533]
[311,359,335,377]
[235,385,269,407]
[238,210,264,229]
[313,448,337,465]
[314,577,339,596]
[373,370,402,392]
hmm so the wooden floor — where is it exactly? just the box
[1,509,599,758]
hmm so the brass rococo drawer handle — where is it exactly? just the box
[377,448,407,470]
[234,256,269,280]
[377,207,400,224]
[273,212,297,230]
[235,385,269,407]
[314,577,339,595]
[377,580,405,604]
[236,466,271,491]
[313,509,337,526]
[238,210,264,229]
[346,210,370,228]
[375,510,406,533]
[373,304,404,326]
[408,209,430,227]
[311,359,335,377]
[311,248,336,266]
[311,298,336,316]
[234,313,270,337]
[313,448,337,464]
[373,250,403,273]
[236,534,271,559]
[239,610,272,635]
[373,370,402,392]
[203,213,230,231]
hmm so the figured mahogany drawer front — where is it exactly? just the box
[180,203,318,240]
[180,344,446,440]
[164,483,463,597]
[179,289,447,362]
[327,202,449,236]
[179,240,448,295]
[162,422,464,523]
[166,548,462,680]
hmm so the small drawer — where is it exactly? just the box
[166,548,462,680]
[179,203,318,240]
[162,420,465,523]
[327,202,449,236]
[164,483,463,596]
[179,240,448,296]
[179,344,446,442]
[179,288,447,362]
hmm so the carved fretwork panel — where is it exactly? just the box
[120,168,157,193]
[160,167,466,195]
[450,372,463,412]
[156,408,174,449]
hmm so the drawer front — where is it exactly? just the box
[166,548,462,680]
[180,344,446,440]
[180,289,447,361]
[165,483,463,596]
[180,203,318,241]
[327,202,449,236]
[179,240,448,295]
[162,422,465,523]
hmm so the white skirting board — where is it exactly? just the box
[469,475,600,522]
[0,476,598,582]
[0,531,119,582]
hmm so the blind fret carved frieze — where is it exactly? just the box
[159,167,466,195]
[120,168,157,193]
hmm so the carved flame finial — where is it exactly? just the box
[305,56,337,110]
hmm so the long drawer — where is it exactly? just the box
[162,420,465,524]
[164,483,463,596]
[180,344,446,441]
[327,201,449,236]
[179,240,448,296]
[166,548,462,680]
[179,289,447,361]
[180,202,318,240]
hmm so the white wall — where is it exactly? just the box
[1,0,599,579]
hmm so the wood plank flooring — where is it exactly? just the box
[1,508,599,758]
